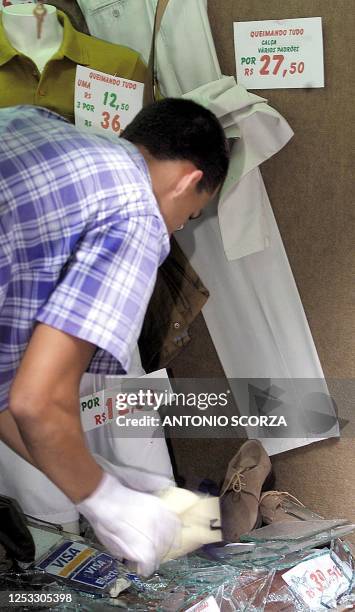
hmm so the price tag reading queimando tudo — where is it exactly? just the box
[234,17,324,89]
[74,66,144,138]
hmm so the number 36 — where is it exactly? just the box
[101,111,121,133]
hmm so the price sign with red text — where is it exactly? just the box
[234,17,324,89]
[74,65,144,138]
[186,596,220,612]
[80,369,170,433]
[1,1,33,7]
[282,551,352,610]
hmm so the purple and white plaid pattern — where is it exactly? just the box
[0,106,170,412]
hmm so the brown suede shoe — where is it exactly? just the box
[220,440,272,542]
[259,491,323,524]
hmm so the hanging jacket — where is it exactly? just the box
[139,238,209,371]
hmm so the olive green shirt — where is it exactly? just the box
[0,11,146,122]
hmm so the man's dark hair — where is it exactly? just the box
[122,98,229,193]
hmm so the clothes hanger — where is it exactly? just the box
[143,0,170,106]
[33,0,47,39]
[143,0,203,221]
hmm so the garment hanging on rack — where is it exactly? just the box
[76,0,292,259]
[182,76,294,260]
[0,10,146,121]
[76,0,221,96]
[78,0,334,455]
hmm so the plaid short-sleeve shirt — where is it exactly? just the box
[0,106,170,412]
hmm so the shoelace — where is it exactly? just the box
[260,490,305,508]
[222,469,246,496]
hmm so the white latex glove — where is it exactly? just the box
[76,472,180,577]
[93,453,174,494]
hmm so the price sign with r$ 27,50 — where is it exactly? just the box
[234,17,324,89]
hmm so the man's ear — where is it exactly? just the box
[174,169,203,197]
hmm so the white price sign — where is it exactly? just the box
[282,551,352,610]
[234,17,324,89]
[1,1,33,6]
[186,596,220,612]
[80,389,113,432]
[80,369,171,433]
[74,66,144,138]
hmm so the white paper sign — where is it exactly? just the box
[1,1,33,6]
[80,389,107,433]
[80,369,171,433]
[74,65,144,138]
[186,596,220,612]
[282,551,352,610]
[234,17,324,89]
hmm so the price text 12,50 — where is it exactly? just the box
[103,92,129,112]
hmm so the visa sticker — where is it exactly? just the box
[36,540,119,590]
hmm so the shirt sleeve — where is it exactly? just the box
[36,214,168,373]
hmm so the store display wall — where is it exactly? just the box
[170,0,354,531]
[207,0,354,379]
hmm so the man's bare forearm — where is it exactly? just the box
[8,324,103,504]
[0,404,102,504]
[0,409,36,465]
[13,396,103,503]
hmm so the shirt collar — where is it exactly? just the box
[52,11,89,65]
[0,10,89,68]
